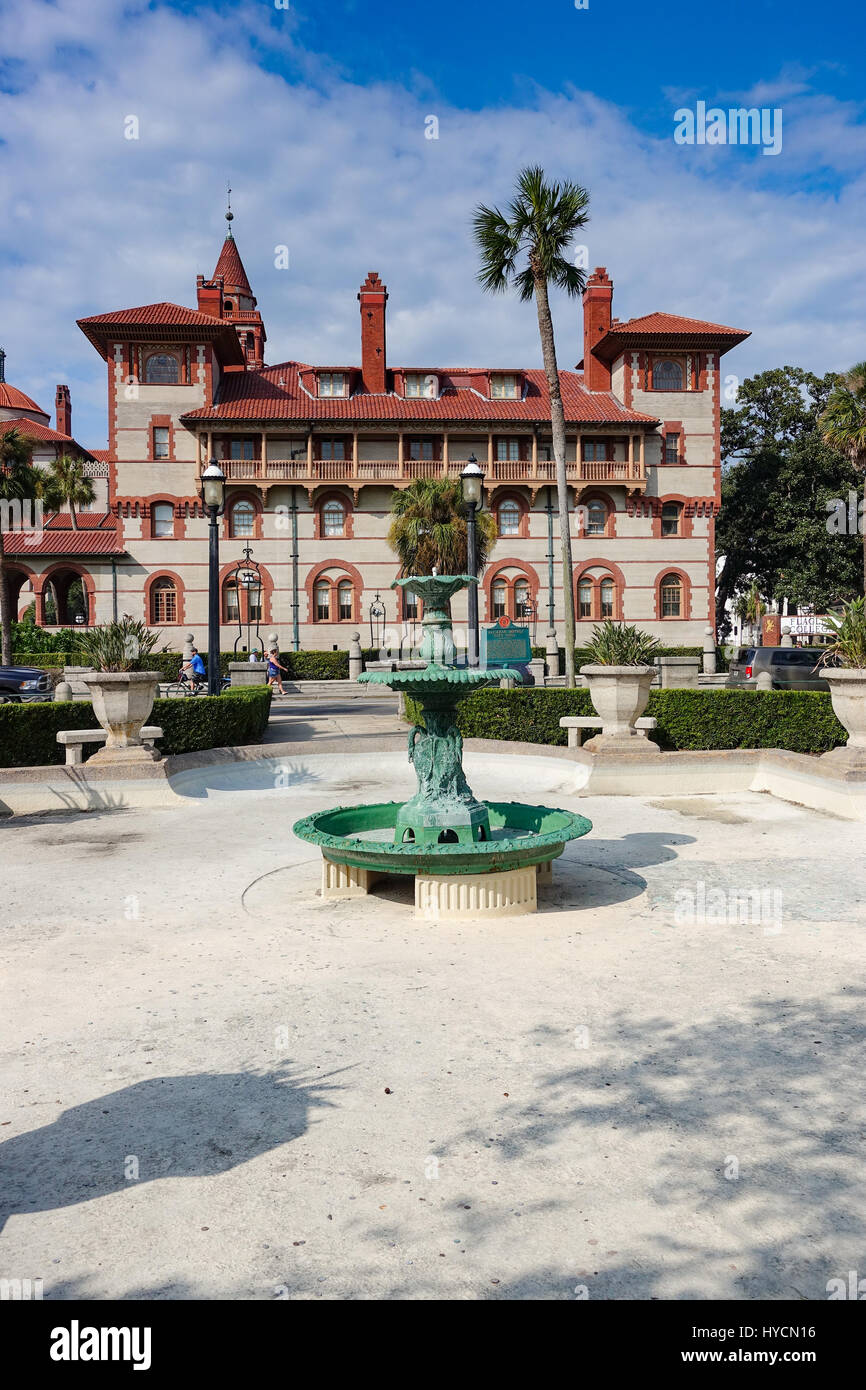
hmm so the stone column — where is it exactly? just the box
[702,625,717,674]
[183,632,195,663]
[348,631,363,680]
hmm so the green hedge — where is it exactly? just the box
[10,650,382,683]
[0,687,272,768]
[404,688,846,754]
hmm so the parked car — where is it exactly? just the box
[0,665,53,703]
[725,646,830,692]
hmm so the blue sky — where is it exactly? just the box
[1,0,864,448]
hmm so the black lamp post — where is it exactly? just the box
[461,455,484,667]
[200,460,226,696]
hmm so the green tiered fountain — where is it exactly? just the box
[293,574,591,919]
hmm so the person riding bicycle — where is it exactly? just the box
[180,648,207,691]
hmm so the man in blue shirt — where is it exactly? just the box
[182,648,207,690]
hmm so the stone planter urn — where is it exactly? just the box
[822,668,866,766]
[80,671,161,766]
[579,664,658,752]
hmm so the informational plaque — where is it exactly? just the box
[480,617,532,668]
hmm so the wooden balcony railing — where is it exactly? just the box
[217,457,647,487]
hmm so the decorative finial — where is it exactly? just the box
[0,347,5,384]
[225,182,234,236]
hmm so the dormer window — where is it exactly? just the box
[490,373,520,400]
[319,372,348,398]
[404,373,438,399]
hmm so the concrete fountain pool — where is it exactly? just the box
[292,573,591,919]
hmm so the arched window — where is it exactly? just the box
[151,503,174,538]
[653,359,683,391]
[229,500,255,538]
[600,577,615,618]
[144,353,179,385]
[514,578,530,619]
[586,500,607,536]
[338,581,353,621]
[151,577,177,623]
[661,502,682,537]
[578,579,593,619]
[323,500,345,537]
[315,582,330,622]
[224,300,234,316]
[498,499,521,537]
[491,579,507,619]
[660,573,683,618]
[223,580,240,624]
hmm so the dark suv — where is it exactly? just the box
[0,665,53,703]
[726,646,830,691]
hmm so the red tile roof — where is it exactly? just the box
[2,513,123,556]
[89,449,111,463]
[594,312,750,362]
[77,303,246,366]
[608,311,749,337]
[214,235,252,296]
[0,382,47,416]
[181,363,658,426]
[1,416,74,444]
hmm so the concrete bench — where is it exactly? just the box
[560,716,657,749]
[57,726,163,766]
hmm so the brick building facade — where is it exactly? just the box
[2,222,749,653]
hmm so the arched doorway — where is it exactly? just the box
[40,568,90,626]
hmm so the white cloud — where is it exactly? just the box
[1,0,864,446]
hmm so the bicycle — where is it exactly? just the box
[165,670,230,698]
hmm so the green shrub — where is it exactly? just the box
[405,687,846,754]
[153,687,272,755]
[0,687,272,768]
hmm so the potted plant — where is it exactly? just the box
[818,599,866,762]
[579,620,660,749]
[76,617,162,764]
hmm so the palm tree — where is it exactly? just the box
[388,477,496,576]
[0,428,38,664]
[39,453,95,530]
[734,579,765,644]
[820,362,866,593]
[473,166,590,686]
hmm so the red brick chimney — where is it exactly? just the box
[55,384,71,437]
[358,272,388,393]
[582,267,613,393]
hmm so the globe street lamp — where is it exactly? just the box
[461,455,485,667]
[199,460,226,696]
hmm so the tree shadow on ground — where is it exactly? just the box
[442,989,866,1298]
[0,1065,339,1235]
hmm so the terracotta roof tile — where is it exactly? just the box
[0,383,47,415]
[607,311,749,336]
[1,416,75,444]
[181,363,657,426]
[78,301,227,328]
[2,513,123,556]
[213,236,252,296]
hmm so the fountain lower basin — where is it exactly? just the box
[291,571,593,918]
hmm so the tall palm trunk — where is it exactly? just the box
[0,529,11,666]
[534,272,576,685]
[69,501,78,531]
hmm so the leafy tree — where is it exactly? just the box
[0,428,38,665]
[819,362,866,593]
[38,453,95,530]
[388,477,496,576]
[473,166,590,686]
[716,367,860,633]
